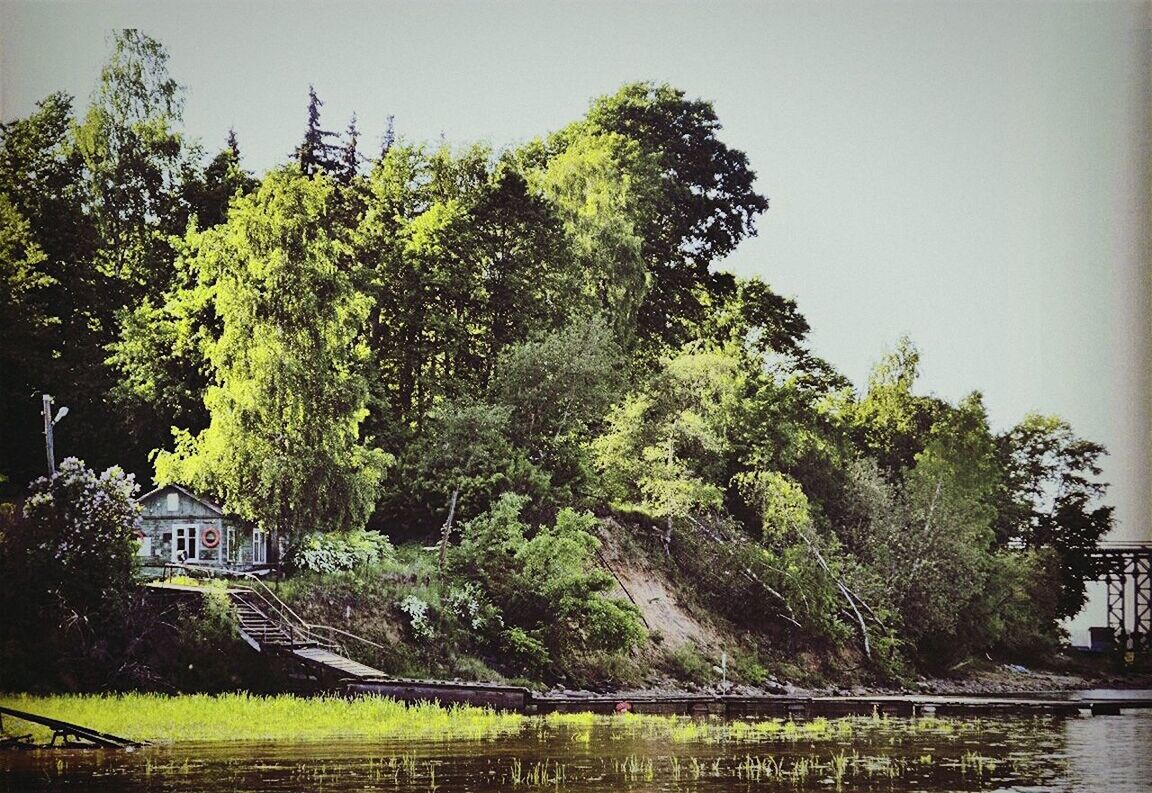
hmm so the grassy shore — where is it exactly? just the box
[0,691,993,749]
[0,693,526,744]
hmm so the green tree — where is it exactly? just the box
[571,82,770,348]
[526,131,654,340]
[847,337,946,474]
[154,168,390,556]
[295,85,340,177]
[469,165,576,364]
[400,398,545,541]
[0,92,106,491]
[843,394,1005,667]
[180,129,258,229]
[591,345,747,533]
[73,29,189,292]
[448,493,644,678]
[354,142,492,429]
[995,413,1113,617]
[490,317,625,494]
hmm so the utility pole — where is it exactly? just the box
[41,394,67,476]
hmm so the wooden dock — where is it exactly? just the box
[341,685,1151,719]
[0,705,143,748]
[527,693,1094,718]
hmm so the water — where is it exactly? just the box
[2,708,1150,792]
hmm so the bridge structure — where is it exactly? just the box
[1087,542,1152,651]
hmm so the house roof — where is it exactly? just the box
[137,483,225,516]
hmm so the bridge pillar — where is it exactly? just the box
[1105,567,1127,637]
[1134,554,1151,651]
[1094,545,1152,652]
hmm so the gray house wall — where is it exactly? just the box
[136,485,264,575]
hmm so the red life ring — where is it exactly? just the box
[202,527,220,549]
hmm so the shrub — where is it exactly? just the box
[447,493,645,679]
[662,645,715,685]
[288,528,395,574]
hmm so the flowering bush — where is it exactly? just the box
[288,528,395,574]
[0,457,142,688]
[20,457,141,621]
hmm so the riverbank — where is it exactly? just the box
[540,666,1152,701]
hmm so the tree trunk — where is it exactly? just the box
[438,485,460,573]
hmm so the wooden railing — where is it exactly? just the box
[160,562,387,658]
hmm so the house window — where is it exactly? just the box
[226,527,237,564]
[137,537,152,557]
[252,529,267,565]
[172,526,197,562]
[166,492,179,512]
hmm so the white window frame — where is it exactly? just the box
[226,526,237,565]
[172,525,198,562]
[252,529,267,565]
[166,492,180,512]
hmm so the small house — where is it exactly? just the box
[136,484,269,575]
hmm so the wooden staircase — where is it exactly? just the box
[230,591,300,651]
[150,569,390,684]
[224,586,388,682]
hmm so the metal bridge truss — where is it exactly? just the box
[1091,544,1152,651]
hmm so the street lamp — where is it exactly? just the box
[41,394,67,475]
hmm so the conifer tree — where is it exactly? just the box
[295,85,339,175]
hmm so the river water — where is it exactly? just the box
[2,704,1149,792]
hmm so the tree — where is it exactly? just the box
[469,165,576,365]
[336,114,362,185]
[570,82,770,348]
[489,317,624,496]
[354,142,493,430]
[180,129,258,229]
[0,92,107,491]
[295,85,339,176]
[995,413,1113,617]
[591,344,747,532]
[705,277,812,358]
[447,493,644,678]
[153,168,391,556]
[73,29,189,292]
[526,131,654,340]
[847,337,946,474]
[402,397,546,544]
[842,394,1005,667]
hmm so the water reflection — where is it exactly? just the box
[2,710,1149,792]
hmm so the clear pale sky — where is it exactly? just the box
[2,1,1148,549]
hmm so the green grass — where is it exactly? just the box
[0,691,1000,750]
[0,692,525,744]
[540,711,985,746]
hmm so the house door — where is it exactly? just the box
[172,526,198,562]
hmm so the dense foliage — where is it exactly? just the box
[0,30,1115,686]
[0,458,141,689]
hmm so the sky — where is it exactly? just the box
[2,1,1148,553]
